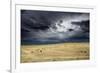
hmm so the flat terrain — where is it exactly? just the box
[21,42,89,63]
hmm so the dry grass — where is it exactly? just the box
[21,42,89,63]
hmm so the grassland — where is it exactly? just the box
[21,42,89,63]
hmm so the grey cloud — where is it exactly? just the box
[21,10,89,44]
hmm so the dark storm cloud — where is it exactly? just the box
[71,20,89,33]
[21,10,89,44]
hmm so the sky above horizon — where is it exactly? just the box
[21,10,90,44]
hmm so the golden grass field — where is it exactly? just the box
[21,42,89,63]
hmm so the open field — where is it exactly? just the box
[21,42,89,63]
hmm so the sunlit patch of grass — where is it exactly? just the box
[21,42,89,63]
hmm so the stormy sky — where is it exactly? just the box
[21,10,90,44]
